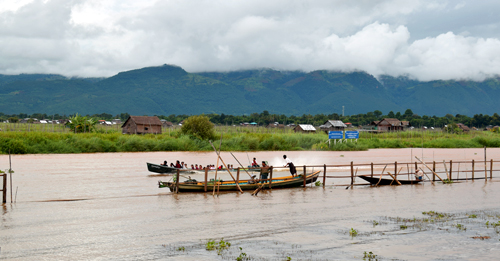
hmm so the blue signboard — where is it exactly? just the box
[345,131,359,139]
[328,131,343,139]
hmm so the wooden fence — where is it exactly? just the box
[171,158,498,193]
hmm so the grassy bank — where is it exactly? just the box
[1,128,500,154]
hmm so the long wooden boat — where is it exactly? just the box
[159,170,321,192]
[358,175,422,185]
[147,162,260,174]
[147,162,179,174]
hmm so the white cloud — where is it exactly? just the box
[0,0,499,81]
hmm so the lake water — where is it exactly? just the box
[1,149,500,260]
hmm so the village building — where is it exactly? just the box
[121,116,162,134]
[111,119,122,125]
[294,124,316,133]
[267,122,285,129]
[457,123,470,132]
[160,119,174,128]
[370,118,406,132]
[319,120,347,133]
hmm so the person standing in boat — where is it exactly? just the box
[260,161,270,183]
[283,155,297,177]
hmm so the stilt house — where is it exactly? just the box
[121,116,162,134]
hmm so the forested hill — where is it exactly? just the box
[0,64,499,116]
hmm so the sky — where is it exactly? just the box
[0,0,499,81]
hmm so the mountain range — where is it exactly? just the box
[1,64,499,117]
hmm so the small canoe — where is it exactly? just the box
[358,175,422,185]
[159,170,321,192]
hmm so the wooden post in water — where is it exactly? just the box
[394,161,397,181]
[175,169,180,194]
[303,165,307,187]
[350,161,354,188]
[432,161,436,182]
[236,168,240,185]
[472,159,475,180]
[484,146,487,180]
[449,160,453,181]
[323,164,326,187]
[490,159,493,180]
[269,167,273,189]
[204,168,208,192]
[371,162,374,178]
[2,174,6,204]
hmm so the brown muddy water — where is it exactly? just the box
[1,149,500,260]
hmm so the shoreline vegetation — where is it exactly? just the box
[1,124,500,154]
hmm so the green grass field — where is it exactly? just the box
[0,122,499,154]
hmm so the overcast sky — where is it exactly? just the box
[0,0,499,81]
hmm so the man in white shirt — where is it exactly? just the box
[283,155,297,177]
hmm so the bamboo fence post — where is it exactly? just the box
[269,167,273,189]
[490,159,493,180]
[9,150,12,203]
[484,146,487,180]
[375,165,387,186]
[449,160,453,181]
[350,161,354,188]
[443,160,450,180]
[472,159,475,180]
[394,161,397,181]
[303,165,306,187]
[204,168,208,192]
[323,164,326,187]
[2,173,6,203]
[175,169,180,193]
[371,162,374,178]
[433,161,436,182]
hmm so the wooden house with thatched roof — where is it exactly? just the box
[319,120,347,133]
[371,118,404,132]
[121,116,162,134]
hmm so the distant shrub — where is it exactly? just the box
[180,115,215,140]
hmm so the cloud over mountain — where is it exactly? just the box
[0,0,499,81]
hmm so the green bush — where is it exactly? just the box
[180,115,215,140]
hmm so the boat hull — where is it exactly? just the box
[159,171,321,192]
[147,162,178,174]
[358,175,422,185]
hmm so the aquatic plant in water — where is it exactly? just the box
[349,228,358,237]
[363,251,377,260]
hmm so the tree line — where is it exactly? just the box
[1,109,500,128]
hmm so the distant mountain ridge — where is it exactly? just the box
[0,64,499,116]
